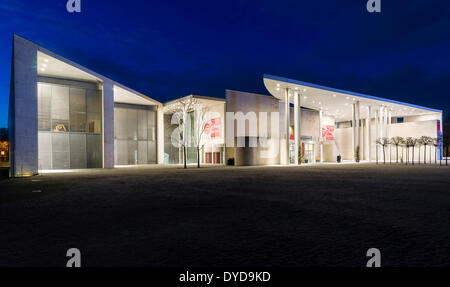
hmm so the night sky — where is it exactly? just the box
[1,0,449,128]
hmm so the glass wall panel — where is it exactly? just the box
[37,81,102,170]
[87,134,102,168]
[114,108,127,140]
[148,110,156,141]
[70,134,87,169]
[87,89,102,133]
[147,110,157,164]
[115,139,128,165]
[51,86,69,132]
[138,141,148,164]
[164,114,180,164]
[127,109,138,140]
[138,110,147,140]
[128,140,138,165]
[52,133,70,169]
[38,133,52,170]
[38,84,51,131]
[69,87,86,132]
[148,141,157,164]
[114,105,157,165]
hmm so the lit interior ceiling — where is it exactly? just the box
[38,51,159,106]
[37,51,100,82]
[114,85,159,106]
[264,75,441,122]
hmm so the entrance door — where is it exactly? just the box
[303,143,314,164]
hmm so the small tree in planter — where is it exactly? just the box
[375,138,389,164]
[354,145,360,163]
[416,137,424,165]
[298,144,303,165]
[405,137,413,165]
[391,136,404,164]
[411,138,418,165]
[421,136,433,164]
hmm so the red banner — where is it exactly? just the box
[204,117,221,138]
[321,125,335,141]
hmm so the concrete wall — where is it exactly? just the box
[335,116,441,162]
[9,35,39,176]
[335,127,353,160]
[225,90,326,165]
[391,120,439,162]
[226,90,281,165]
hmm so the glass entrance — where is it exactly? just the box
[303,143,314,164]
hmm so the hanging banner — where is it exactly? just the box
[204,117,221,138]
[321,125,335,141]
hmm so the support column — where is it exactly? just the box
[157,105,165,164]
[385,108,389,138]
[294,92,301,165]
[319,109,323,163]
[103,79,115,168]
[352,103,356,161]
[379,106,384,139]
[375,109,379,162]
[387,110,390,162]
[10,35,39,176]
[367,106,372,162]
[285,88,290,165]
[356,101,361,160]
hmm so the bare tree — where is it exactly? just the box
[391,136,404,164]
[192,104,211,168]
[376,138,390,165]
[420,136,433,164]
[165,96,197,169]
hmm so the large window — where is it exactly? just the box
[37,81,103,170]
[114,104,157,165]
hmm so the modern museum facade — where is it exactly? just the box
[8,35,444,176]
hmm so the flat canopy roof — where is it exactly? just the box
[264,74,442,122]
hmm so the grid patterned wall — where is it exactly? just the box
[114,104,157,165]
[37,82,103,170]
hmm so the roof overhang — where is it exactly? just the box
[113,85,159,106]
[32,36,161,106]
[264,74,442,121]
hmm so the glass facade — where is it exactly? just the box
[164,112,220,165]
[114,104,157,165]
[37,81,103,170]
[163,113,198,164]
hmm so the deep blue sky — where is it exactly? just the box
[1,0,449,127]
